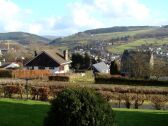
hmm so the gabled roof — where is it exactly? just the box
[92,62,109,73]
[25,49,71,66]
[44,50,70,65]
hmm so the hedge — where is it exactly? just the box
[49,75,70,82]
[95,73,168,86]
[0,70,12,78]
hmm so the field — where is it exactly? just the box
[0,98,168,126]
[107,38,168,54]
[53,28,154,46]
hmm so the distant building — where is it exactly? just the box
[92,62,109,74]
[0,62,20,69]
[121,49,154,79]
[0,48,8,66]
[25,50,71,74]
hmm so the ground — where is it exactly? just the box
[0,98,168,126]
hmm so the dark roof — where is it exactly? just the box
[25,49,71,66]
[44,50,70,64]
[92,62,109,73]
[0,63,10,68]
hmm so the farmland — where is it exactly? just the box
[107,37,168,54]
[0,98,167,126]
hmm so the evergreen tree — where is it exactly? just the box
[84,53,91,69]
[44,88,116,126]
[110,60,120,75]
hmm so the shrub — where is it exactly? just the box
[95,73,168,86]
[0,70,12,78]
[44,88,116,126]
[31,86,49,101]
[150,95,168,110]
[38,87,49,101]
[4,85,23,98]
[48,75,70,82]
[123,93,134,109]
[132,94,146,109]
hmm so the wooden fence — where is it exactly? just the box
[12,70,51,79]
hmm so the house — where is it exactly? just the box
[92,62,109,74]
[25,50,71,74]
[0,48,8,66]
[121,49,154,79]
[0,62,20,69]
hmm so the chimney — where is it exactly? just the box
[63,50,68,61]
[34,51,37,57]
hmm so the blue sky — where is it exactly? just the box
[0,0,168,36]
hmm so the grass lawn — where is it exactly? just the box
[70,71,95,84]
[0,98,168,126]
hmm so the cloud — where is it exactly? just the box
[93,0,149,20]
[0,0,152,36]
[0,0,32,32]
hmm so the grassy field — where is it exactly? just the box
[70,71,95,84]
[59,29,154,45]
[0,98,168,126]
[107,38,168,54]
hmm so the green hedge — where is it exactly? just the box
[95,73,168,86]
[49,75,70,82]
[0,70,12,78]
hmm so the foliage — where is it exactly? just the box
[4,85,23,98]
[133,94,146,109]
[110,60,120,75]
[71,53,91,70]
[44,88,116,126]
[48,75,70,81]
[84,53,91,69]
[31,87,49,101]
[95,73,168,86]
[150,95,168,110]
[71,53,84,70]
[0,70,12,78]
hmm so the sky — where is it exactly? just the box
[0,0,168,36]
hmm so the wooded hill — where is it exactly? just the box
[0,32,50,45]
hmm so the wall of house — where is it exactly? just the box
[26,65,70,74]
[64,64,69,73]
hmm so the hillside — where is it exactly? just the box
[49,26,157,46]
[50,26,168,54]
[0,32,50,45]
[84,26,157,34]
[107,27,168,54]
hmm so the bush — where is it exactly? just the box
[4,85,23,98]
[150,95,168,110]
[31,87,49,101]
[0,70,12,78]
[95,73,168,86]
[48,75,70,82]
[44,88,116,126]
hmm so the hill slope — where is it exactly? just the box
[49,26,157,46]
[0,32,50,45]
[50,26,168,54]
